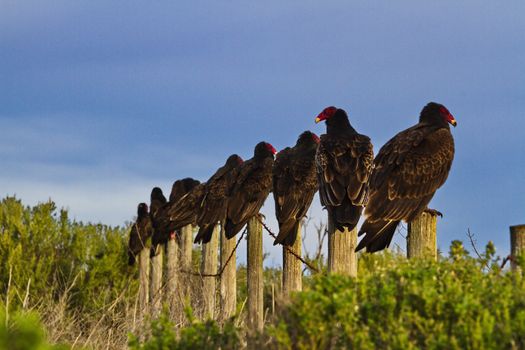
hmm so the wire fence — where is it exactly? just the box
[178,227,247,278]
[257,217,320,273]
[173,216,319,278]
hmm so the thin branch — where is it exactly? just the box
[5,265,12,328]
[467,228,489,270]
[500,255,515,270]
[22,278,31,309]
[466,228,483,259]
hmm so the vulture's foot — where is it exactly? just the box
[424,208,443,217]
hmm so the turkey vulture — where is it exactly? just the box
[169,177,201,203]
[150,187,167,220]
[272,131,319,246]
[167,182,207,232]
[356,102,456,253]
[194,154,244,244]
[148,187,168,256]
[150,179,201,256]
[224,142,277,239]
[315,106,374,232]
[128,203,153,265]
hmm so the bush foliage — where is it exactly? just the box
[133,250,525,349]
[128,308,241,350]
[267,251,525,349]
[0,310,72,350]
[0,196,135,313]
[0,196,137,348]
[2,196,524,349]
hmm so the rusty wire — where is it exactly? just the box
[257,217,320,273]
[178,227,247,278]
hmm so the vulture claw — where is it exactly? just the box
[424,208,443,218]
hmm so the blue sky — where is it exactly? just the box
[1,1,524,265]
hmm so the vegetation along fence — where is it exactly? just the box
[135,213,525,327]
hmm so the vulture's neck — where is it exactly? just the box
[327,115,356,135]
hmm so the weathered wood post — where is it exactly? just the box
[201,225,219,319]
[179,225,193,302]
[150,247,163,317]
[166,234,181,320]
[220,225,236,322]
[510,224,525,270]
[180,225,194,269]
[282,222,302,296]
[247,216,264,331]
[327,216,358,276]
[138,248,150,317]
[407,212,437,260]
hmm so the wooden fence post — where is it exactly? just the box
[201,225,219,319]
[220,224,236,322]
[282,222,302,296]
[327,216,357,276]
[150,246,163,317]
[510,224,525,270]
[166,235,181,321]
[407,212,437,260]
[179,225,193,302]
[138,248,150,318]
[247,216,264,331]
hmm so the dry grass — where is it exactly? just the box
[4,271,140,349]
[27,266,231,348]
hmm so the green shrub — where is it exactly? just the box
[129,308,241,350]
[3,196,524,349]
[0,197,137,348]
[0,196,136,314]
[267,251,525,350]
[0,310,72,350]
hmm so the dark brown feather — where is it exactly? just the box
[357,102,456,252]
[224,142,275,239]
[273,131,319,246]
[316,108,374,232]
[149,187,167,220]
[169,178,200,203]
[150,179,200,256]
[167,182,206,230]
[148,187,168,257]
[194,155,243,244]
[128,203,153,265]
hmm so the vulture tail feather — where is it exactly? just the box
[356,220,400,252]
[273,220,300,246]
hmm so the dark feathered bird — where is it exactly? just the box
[194,154,244,244]
[356,102,456,253]
[150,187,167,220]
[150,179,201,257]
[224,142,277,239]
[167,182,207,231]
[128,203,153,265]
[272,131,319,246]
[149,187,168,256]
[315,106,374,232]
[169,177,201,203]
